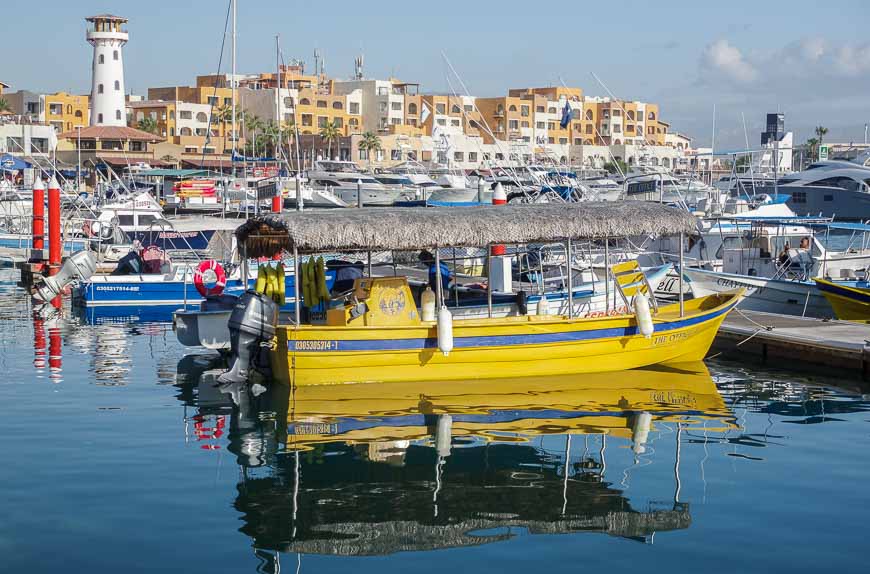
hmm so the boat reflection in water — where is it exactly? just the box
[174,360,735,559]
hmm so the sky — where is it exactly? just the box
[3,0,870,149]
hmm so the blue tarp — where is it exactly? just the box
[0,154,30,171]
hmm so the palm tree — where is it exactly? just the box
[0,98,11,113]
[216,104,235,154]
[137,116,158,134]
[358,131,382,168]
[319,121,341,159]
[806,137,819,164]
[245,114,264,157]
[262,120,280,158]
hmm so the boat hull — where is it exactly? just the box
[127,229,215,250]
[683,268,834,318]
[814,278,870,323]
[272,292,741,386]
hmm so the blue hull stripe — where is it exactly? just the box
[290,408,726,434]
[816,281,870,304]
[291,299,737,352]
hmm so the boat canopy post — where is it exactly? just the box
[604,236,610,313]
[486,247,493,318]
[293,245,300,325]
[679,232,685,317]
[240,243,248,293]
[566,238,574,319]
[367,250,372,278]
[435,246,442,308]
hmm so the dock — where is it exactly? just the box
[712,310,870,379]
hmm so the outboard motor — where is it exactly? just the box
[219,291,279,384]
[34,250,97,302]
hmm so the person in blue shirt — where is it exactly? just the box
[419,250,452,293]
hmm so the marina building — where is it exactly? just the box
[2,91,89,133]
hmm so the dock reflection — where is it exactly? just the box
[174,361,736,558]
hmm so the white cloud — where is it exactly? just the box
[701,39,758,83]
[833,43,870,76]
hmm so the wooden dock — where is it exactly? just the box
[712,309,870,379]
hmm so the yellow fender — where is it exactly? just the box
[264,263,275,299]
[276,262,286,306]
[307,257,320,307]
[301,258,312,308]
[255,264,267,293]
[315,257,330,301]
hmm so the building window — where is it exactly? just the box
[521,121,529,128]
[180,127,192,136]
[130,141,144,152]
[359,149,368,160]
[196,112,208,122]
[391,117,401,125]
[627,110,635,121]
[170,127,175,136]
[574,138,582,145]
[536,122,545,129]
[75,110,83,119]
[207,96,218,105]
[113,50,118,61]
[548,137,554,144]
[613,109,621,117]
[585,109,593,120]
[169,110,175,120]
[468,152,478,162]
[613,124,621,133]
[464,104,473,112]
[559,138,568,145]
[436,103,446,114]
[98,113,104,123]
[317,116,328,128]
[98,84,104,94]
[495,153,504,160]
[391,149,401,161]
[390,101,401,111]
[454,152,464,162]
[99,54,105,64]
[317,100,327,108]
[585,125,593,134]
[648,111,656,120]
[332,101,343,110]
[349,102,360,114]
[508,105,517,112]
[301,114,312,127]
[520,105,530,117]
[436,118,446,126]
[179,111,192,120]
[300,98,310,105]
[450,119,460,127]
[451,104,460,114]
[508,119,519,129]
[408,102,418,115]
[536,105,545,113]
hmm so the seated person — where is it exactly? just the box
[799,236,811,250]
[329,260,364,295]
[778,242,791,266]
[419,250,452,292]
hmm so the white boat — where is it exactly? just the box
[683,267,832,318]
[430,165,469,189]
[307,160,409,206]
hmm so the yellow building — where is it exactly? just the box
[0,82,8,96]
[295,87,356,137]
[44,93,89,133]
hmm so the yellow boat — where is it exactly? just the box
[232,203,741,387]
[813,277,870,323]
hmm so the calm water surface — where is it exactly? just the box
[1,268,869,573]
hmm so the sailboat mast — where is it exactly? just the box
[231,0,237,161]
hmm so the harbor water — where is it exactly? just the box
[2,268,869,573]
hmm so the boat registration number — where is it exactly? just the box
[293,340,338,351]
[291,422,338,436]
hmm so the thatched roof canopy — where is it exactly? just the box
[235,202,697,256]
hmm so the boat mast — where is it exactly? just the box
[231,0,237,168]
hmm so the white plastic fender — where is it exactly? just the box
[421,286,436,321]
[437,306,454,356]
[536,293,549,315]
[631,411,653,454]
[633,293,654,338]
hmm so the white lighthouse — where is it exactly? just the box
[86,14,128,127]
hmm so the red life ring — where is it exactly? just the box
[193,260,226,297]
